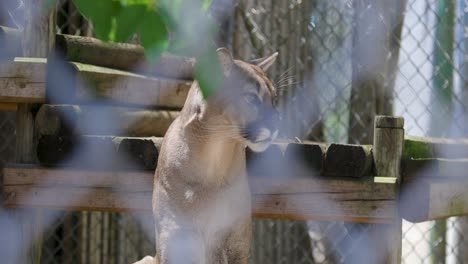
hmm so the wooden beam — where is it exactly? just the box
[37,135,163,170]
[3,166,154,191]
[403,158,468,181]
[0,58,192,108]
[3,166,396,223]
[0,58,47,103]
[404,135,468,159]
[58,61,191,108]
[247,141,373,178]
[40,136,375,178]
[0,26,22,60]
[322,143,373,178]
[0,103,18,111]
[284,142,325,174]
[56,34,196,79]
[3,185,153,212]
[250,176,395,222]
[35,104,178,137]
[400,178,468,222]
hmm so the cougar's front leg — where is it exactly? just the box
[132,255,157,264]
[225,218,251,264]
[158,228,206,264]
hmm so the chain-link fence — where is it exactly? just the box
[1,0,468,263]
[232,0,468,263]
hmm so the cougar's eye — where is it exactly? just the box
[245,93,260,105]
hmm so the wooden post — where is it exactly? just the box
[15,1,56,263]
[372,115,404,263]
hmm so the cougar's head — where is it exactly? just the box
[209,48,280,152]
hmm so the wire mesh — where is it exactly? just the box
[1,0,468,263]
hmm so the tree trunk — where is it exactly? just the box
[349,0,406,144]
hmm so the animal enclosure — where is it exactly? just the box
[1,0,468,263]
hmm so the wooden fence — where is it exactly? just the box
[1,2,468,263]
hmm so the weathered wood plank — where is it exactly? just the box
[404,135,468,159]
[323,143,372,178]
[36,135,162,170]
[65,62,191,108]
[0,26,22,60]
[2,166,396,223]
[3,185,153,212]
[35,104,178,137]
[252,193,394,222]
[0,58,191,108]
[400,178,468,222]
[3,166,154,191]
[248,141,374,178]
[284,142,325,174]
[403,158,468,180]
[0,103,18,111]
[56,34,196,79]
[0,58,47,103]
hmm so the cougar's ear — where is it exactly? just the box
[216,47,234,76]
[250,52,279,71]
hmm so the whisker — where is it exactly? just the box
[275,77,299,88]
[275,75,296,86]
[277,81,303,88]
[274,67,294,83]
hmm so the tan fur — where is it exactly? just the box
[134,49,278,264]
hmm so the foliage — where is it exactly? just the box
[47,0,219,97]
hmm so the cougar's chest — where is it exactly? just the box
[194,174,251,237]
[195,140,246,186]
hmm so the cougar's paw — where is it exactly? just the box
[132,256,155,264]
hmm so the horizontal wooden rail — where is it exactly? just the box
[400,177,468,222]
[56,34,196,80]
[400,135,468,222]
[0,57,191,107]
[403,158,468,180]
[404,135,468,159]
[0,58,46,103]
[37,134,375,178]
[37,136,162,170]
[0,27,196,79]
[36,104,178,137]
[0,26,22,60]
[3,166,397,223]
[249,142,373,178]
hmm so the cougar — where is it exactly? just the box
[135,48,279,264]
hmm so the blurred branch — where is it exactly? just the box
[208,0,239,23]
[208,0,240,46]
[237,1,265,55]
[349,0,407,144]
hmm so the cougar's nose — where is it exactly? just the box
[244,122,260,141]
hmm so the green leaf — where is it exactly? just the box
[156,0,181,31]
[138,10,169,61]
[114,4,147,42]
[74,0,121,41]
[202,0,212,10]
[119,0,153,5]
[194,49,223,98]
